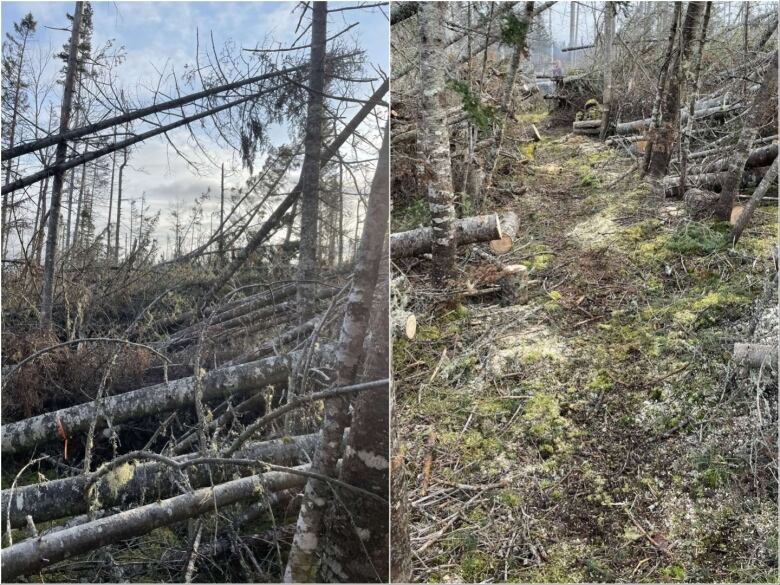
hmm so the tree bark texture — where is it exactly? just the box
[1,434,317,529]
[418,1,457,287]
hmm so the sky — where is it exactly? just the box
[1,1,389,259]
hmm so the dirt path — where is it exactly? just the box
[395,118,777,583]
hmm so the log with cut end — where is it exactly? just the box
[393,311,417,340]
[663,166,769,198]
[0,434,317,529]
[0,466,307,580]
[733,343,778,370]
[390,214,501,259]
[573,126,601,136]
[1,348,331,455]
[489,212,519,254]
[573,119,603,130]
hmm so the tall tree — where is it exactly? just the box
[296,1,327,321]
[418,1,457,288]
[40,1,84,330]
[1,12,37,258]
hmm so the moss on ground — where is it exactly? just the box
[395,112,778,583]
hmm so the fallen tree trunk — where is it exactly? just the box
[164,287,336,349]
[573,119,603,130]
[391,214,501,259]
[616,103,740,136]
[689,144,777,175]
[731,158,779,244]
[1,348,330,455]
[733,343,778,370]
[0,466,307,580]
[573,126,601,136]
[1,434,318,529]
[683,135,777,161]
[663,166,769,198]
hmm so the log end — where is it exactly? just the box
[489,235,514,254]
[403,314,417,340]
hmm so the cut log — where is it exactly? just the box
[0,434,318,529]
[733,343,778,370]
[663,166,769,198]
[573,127,601,136]
[573,119,603,130]
[1,348,331,455]
[390,214,501,259]
[489,212,519,254]
[392,311,417,340]
[689,144,777,175]
[0,466,308,580]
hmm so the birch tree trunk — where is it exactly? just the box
[320,237,390,582]
[418,1,457,287]
[284,124,389,583]
[40,0,83,329]
[297,2,327,322]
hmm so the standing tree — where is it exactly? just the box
[1,12,37,258]
[418,1,457,288]
[296,1,327,321]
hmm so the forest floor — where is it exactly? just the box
[393,112,778,583]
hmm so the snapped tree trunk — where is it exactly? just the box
[731,157,779,245]
[39,0,84,329]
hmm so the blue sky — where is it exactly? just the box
[1,1,389,257]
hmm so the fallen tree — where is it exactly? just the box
[688,143,777,175]
[1,348,331,455]
[0,466,308,580]
[663,166,769,198]
[391,214,502,259]
[616,103,740,136]
[1,434,318,529]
